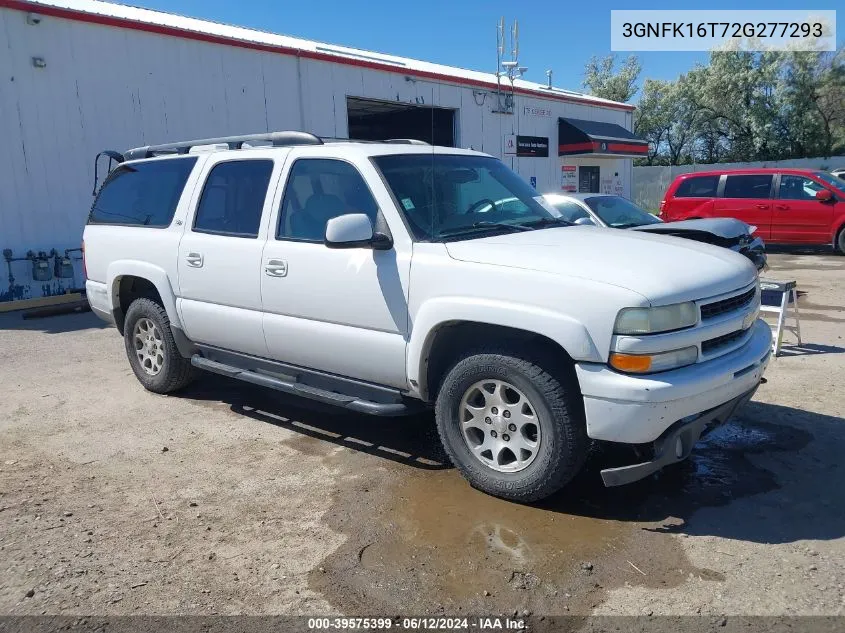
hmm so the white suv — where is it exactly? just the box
[83,131,771,501]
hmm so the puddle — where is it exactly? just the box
[307,409,812,615]
[175,376,814,615]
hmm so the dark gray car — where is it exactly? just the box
[544,193,767,271]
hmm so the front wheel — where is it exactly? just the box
[434,350,588,502]
[123,298,195,394]
[836,228,845,255]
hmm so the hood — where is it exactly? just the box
[445,226,758,305]
[631,217,751,240]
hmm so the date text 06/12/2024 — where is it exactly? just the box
[307,617,526,630]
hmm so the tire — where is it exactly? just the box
[123,297,195,394]
[434,348,588,502]
[836,228,845,255]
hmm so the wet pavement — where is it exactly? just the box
[179,370,818,617]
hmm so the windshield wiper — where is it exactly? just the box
[518,217,574,229]
[438,221,535,237]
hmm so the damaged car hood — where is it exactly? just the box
[631,217,752,241]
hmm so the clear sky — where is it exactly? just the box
[118,0,841,102]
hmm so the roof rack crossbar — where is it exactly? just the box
[123,131,323,160]
[383,139,429,145]
[318,137,430,145]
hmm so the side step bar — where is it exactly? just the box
[190,355,420,416]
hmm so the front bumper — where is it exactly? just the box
[576,318,772,445]
[599,385,758,486]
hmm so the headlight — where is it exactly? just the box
[609,346,698,374]
[614,302,698,335]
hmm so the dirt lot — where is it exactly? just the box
[1,249,844,620]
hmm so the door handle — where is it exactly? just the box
[756,204,769,209]
[775,204,790,210]
[264,259,288,277]
[185,252,204,267]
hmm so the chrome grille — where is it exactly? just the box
[700,287,756,320]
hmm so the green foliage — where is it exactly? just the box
[624,48,845,165]
[583,54,641,103]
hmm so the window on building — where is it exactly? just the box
[723,174,773,199]
[88,157,197,227]
[278,159,379,242]
[674,175,719,198]
[193,160,274,238]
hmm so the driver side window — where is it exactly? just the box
[278,159,379,242]
[778,175,825,201]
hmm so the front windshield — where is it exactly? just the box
[583,196,662,228]
[372,154,562,240]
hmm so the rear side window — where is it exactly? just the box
[88,157,197,227]
[723,174,773,199]
[193,160,274,238]
[673,175,719,198]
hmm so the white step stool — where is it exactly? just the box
[759,279,802,357]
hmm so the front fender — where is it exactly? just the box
[407,297,600,399]
[106,260,182,330]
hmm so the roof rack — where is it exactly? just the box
[123,131,323,160]
[319,137,430,146]
[383,139,429,145]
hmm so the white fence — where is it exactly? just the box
[633,156,845,212]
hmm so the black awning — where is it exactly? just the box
[558,117,648,157]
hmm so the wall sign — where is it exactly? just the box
[561,165,577,192]
[523,106,552,117]
[515,136,549,157]
[505,135,549,157]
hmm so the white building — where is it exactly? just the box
[0,0,646,304]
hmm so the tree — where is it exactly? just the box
[812,48,845,157]
[634,79,700,165]
[632,48,844,164]
[583,54,641,103]
[633,79,669,165]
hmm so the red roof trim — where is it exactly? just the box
[2,0,635,112]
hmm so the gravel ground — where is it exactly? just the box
[1,249,844,619]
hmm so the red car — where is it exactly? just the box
[660,169,845,254]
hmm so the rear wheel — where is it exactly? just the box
[836,227,845,255]
[434,348,588,502]
[123,298,195,393]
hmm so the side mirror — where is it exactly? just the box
[325,213,392,250]
[816,189,833,202]
[574,216,597,226]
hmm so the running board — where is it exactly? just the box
[190,355,419,416]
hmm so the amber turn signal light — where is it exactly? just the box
[609,352,652,373]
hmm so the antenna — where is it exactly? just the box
[497,16,505,58]
[493,17,526,114]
